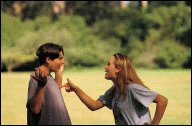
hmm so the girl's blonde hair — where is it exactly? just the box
[113,53,148,100]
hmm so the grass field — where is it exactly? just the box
[1,68,191,125]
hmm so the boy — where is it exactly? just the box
[26,43,71,125]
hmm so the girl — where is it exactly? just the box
[62,53,168,125]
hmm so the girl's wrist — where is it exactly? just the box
[74,86,79,93]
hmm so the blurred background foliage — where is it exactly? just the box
[1,1,191,71]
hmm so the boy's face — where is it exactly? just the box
[48,51,64,72]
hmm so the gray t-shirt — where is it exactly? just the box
[98,83,158,125]
[26,75,71,125]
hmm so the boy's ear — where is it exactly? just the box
[45,57,51,64]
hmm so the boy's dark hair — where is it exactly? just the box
[36,43,64,65]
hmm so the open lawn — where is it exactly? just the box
[1,69,191,125]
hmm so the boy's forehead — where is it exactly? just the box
[59,51,64,57]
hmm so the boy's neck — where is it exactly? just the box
[39,65,50,76]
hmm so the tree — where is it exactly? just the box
[65,1,120,25]
[146,2,191,47]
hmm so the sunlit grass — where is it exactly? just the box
[1,69,191,125]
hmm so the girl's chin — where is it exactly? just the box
[104,75,110,80]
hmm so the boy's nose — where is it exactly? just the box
[61,59,64,64]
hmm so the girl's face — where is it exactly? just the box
[104,56,120,80]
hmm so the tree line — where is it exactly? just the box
[1,1,191,71]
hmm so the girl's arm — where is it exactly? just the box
[61,78,104,111]
[151,94,168,125]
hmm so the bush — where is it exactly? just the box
[12,15,120,69]
[1,62,7,72]
[182,54,191,68]
[1,48,34,71]
[66,35,120,67]
[154,40,190,68]
[1,12,34,47]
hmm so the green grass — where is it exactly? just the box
[1,69,191,125]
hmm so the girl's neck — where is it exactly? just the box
[112,79,119,89]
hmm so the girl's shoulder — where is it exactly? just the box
[126,83,146,91]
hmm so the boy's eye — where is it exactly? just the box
[58,57,63,60]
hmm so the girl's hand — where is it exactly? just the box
[60,78,78,92]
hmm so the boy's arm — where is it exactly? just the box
[30,73,47,114]
[31,86,46,114]
[55,64,64,90]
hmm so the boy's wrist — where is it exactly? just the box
[37,78,47,87]
[38,82,46,87]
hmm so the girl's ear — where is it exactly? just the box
[115,67,121,73]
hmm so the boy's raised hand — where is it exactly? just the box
[58,63,64,73]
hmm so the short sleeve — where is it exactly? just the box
[129,84,158,108]
[97,86,115,109]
